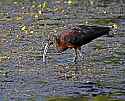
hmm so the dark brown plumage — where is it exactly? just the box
[43,25,112,63]
[52,25,111,62]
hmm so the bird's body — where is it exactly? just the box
[55,25,111,52]
[43,25,112,62]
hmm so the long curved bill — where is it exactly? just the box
[43,42,50,63]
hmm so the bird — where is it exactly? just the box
[43,25,112,62]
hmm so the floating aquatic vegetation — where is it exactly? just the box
[95,43,104,51]
[35,80,48,85]
[94,19,113,25]
[34,14,39,18]
[54,8,65,14]
[16,16,22,21]
[0,55,10,64]
[103,55,121,65]
[42,1,49,10]
[67,0,77,5]
[21,26,26,31]
[112,23,118,29]
[0,68,9,77]
[94,95,109,101]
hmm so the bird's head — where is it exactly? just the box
[53,34,60,45]
[53,34,63,52]
[47,33,60,50]
[48,33,66,53]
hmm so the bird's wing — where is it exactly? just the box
[64,25,110,46]
[63,31,86,46]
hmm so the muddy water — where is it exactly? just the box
[0,0,125,101]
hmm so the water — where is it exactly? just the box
[0,0,125,101]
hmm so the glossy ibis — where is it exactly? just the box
[43,25,113,62]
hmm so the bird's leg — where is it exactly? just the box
[73,48,78,62]
[78,47,85,60]
[78,47,83,57]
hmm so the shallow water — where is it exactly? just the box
[0,0,125,101]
